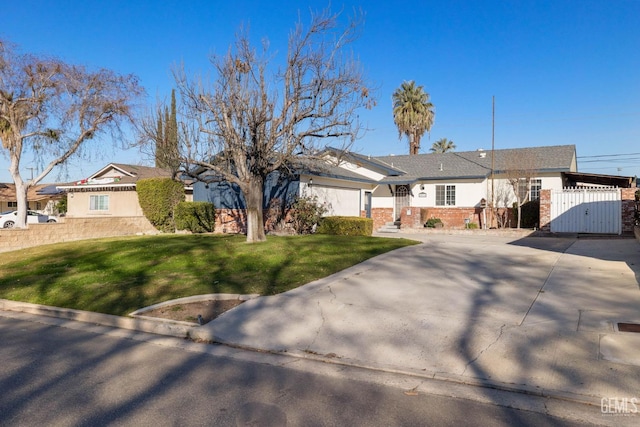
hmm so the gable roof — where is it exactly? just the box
[57,163,174,190]
[374,145,577,184]
[322,147,405,176]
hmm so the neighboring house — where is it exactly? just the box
[193,144,579,231]
[57,163,192,218]
[0,183,65,214]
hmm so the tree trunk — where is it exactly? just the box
[244,177,266,243]
[410,133,420,155]
[12,176,29,229]
[9,153,29,228]
[517,204,522,229]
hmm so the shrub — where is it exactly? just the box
[512,200,540,228]
[136,178,185,233]
[424,217,443,228]
[316,216,373,236]
[55,194,68,215]
[467,222,479,229]
[175,202,216,233]
[289,195,327,234]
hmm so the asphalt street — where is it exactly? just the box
[0,315,590,427]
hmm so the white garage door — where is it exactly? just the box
[550,188,621,234]
[311,186,361,216]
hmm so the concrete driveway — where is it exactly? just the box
[193,233,640,406]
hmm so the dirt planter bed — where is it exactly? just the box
[130,293,259,325]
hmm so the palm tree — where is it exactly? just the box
[430,138,456,153]
[392,81,435,155]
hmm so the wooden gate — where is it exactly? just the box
[550,188,621,234]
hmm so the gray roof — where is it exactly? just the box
[374,145,576,184]
[297,158,377,184]
[107,163,173,184]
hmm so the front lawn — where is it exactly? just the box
[0,234,417,316]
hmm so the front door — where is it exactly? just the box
[364,191,372,218]
[394,185,410,221]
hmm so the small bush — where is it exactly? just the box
[467,222,479,229]
[137,178,185,233]
[175,202,216,233]
[316,216,373,236]
[424,217,443,228]
[513,200,540,228]
[289,195,327,234]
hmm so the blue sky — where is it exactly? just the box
[1,0,639,183]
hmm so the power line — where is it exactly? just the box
[577,152,640,159]
[580,157,640,164]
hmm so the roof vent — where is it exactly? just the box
[479,152,487,158]
[439,163,443,171]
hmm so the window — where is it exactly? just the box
[435,185,456,206]
[516,179,527,201]
[8,201,17,208]
[89,195,109,211]
[530,179,542,200]
[518,178,542,201]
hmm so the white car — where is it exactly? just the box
[0,210,58,228]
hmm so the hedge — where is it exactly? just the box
[136,178,185,233]
[316,216,373,236]
[175,202,216,233]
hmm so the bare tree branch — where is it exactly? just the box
[0,39,143,228]
[175,7,373,242]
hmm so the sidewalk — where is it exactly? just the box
[190,234,640,420]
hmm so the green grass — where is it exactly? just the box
[0,234,418,316]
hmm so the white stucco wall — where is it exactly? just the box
[370,173,565,218]
[335,159,387,181]
[410,179,487,208]
[488,173,564,207]
[371,185,393,208]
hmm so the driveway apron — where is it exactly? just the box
[194,234,640,402]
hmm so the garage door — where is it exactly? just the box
[311,186,360,216]
[550,188,621,234]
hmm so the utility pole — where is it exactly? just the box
[490,96,495,228]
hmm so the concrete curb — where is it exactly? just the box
[193,334,604,409]
[0,298,196,338]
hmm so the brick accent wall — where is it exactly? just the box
[621,188,636,233]
[0,217,158,253]
[215,209,247,234]
[401,206,483,229]
[371,208,393,230]
[539,189,552,231]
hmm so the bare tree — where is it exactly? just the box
[489,180,512,228]
[0,40,143,228]
[502,150,540,229]
[176,8,373,242]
